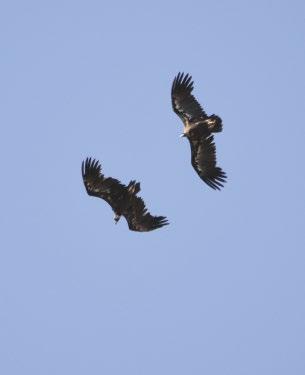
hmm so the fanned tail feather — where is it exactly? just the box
[127,180,141,195]
[206,114,223,133]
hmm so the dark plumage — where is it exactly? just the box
[171,72,227,190]
[82,157,169,232]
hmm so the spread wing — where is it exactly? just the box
[81,157,126,208]
[171,72,207,123]
[124,195,169,232]
[189,135,227,190]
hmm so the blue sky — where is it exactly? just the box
[1,1,305,374]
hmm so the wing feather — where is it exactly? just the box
[171,72,207,123]
[124,195,169,232]
[189,135,227,190]
[81,157,125,205]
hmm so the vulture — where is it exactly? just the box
[82,157,169,232]
[171,72,227,190]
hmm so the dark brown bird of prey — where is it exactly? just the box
[82,158,169,232]
[171,72,227,190]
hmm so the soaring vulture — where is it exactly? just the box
[171,72,227,190]
[82,157,169,232]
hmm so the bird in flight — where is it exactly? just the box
[171,72,227,190]
[82,157,169,232]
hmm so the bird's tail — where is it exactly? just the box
[127,180,141,195]
[206,114,223,133]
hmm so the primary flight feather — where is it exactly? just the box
[82,157,169,232]
[171,72,227,190]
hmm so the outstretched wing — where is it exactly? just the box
[189,135,227,190]
[171,72,207,123]
[124,195,169,232]
[81,157,126,205]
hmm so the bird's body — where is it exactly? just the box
[82,158,168,232]
[181,115,223,138]
[171,72,227,190]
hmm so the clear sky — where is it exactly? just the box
[1,0,305,374]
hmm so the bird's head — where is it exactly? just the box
[114,214,121,224]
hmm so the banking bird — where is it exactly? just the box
[82,158,169,232]
[171,72,227,190]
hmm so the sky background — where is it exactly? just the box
[1,0,305,374]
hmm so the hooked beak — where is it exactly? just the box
[180,133,186,138]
